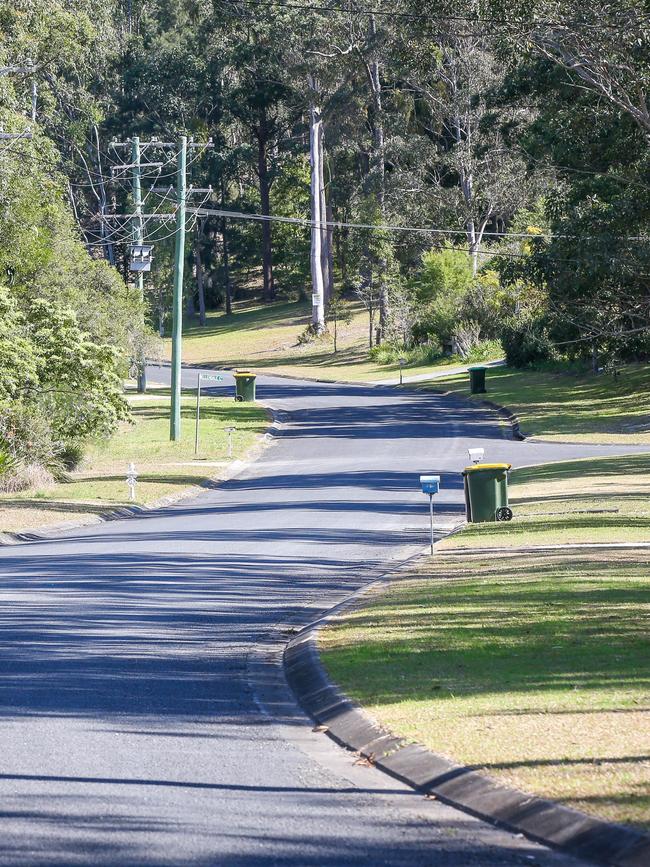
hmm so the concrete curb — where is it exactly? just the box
[0,406,278,547]
[284,573,650,867]
[479,399,528,441]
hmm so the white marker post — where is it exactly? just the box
[399,357,406,386]
[468,448,484,465]
[127,462,138,501]
[420,475,441,555]
[225,426,236,458]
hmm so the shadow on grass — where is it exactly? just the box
[457,513,650,537]
[448,365,650,438]
[512,454,650,486]
[325,555,650,704]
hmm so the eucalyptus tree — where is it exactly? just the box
[390,0,535,274]
[490,1,650,359]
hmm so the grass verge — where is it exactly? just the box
[0,386,268,535]
[167,300,495,382]
[320,455,650,831]
[425,363,650,444]
[439,452,650,549]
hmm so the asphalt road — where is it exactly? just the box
[0,366,645,867]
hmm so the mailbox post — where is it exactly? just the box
[420,474,441,554]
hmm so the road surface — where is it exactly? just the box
[0,367,643,866]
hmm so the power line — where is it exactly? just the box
[187,205,650,243]
[222,0,650,31]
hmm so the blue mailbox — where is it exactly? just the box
[420,475,440,495]
[420,475,441,554]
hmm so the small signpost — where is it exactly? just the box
[225,426,236,458]
[468,447,484,464]
[195,372,224,456]
[420,474,441,555]
[126,462,138,501]
[399,357,406,386]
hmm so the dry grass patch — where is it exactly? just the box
[169,300,472,382]
[0,388,267,535]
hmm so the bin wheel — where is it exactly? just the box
[496,507,513,522]
[235,395,243,402]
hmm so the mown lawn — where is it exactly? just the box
[438,453,650,548]
[427,363,650,444]
[0,387,268,535]
[168,300,491,382]
[320,455,650,831]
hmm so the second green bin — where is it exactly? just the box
[234,370,257,402]
[462,463,511,523]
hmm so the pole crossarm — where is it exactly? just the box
[95,213,175,220]
[0,131,32,140]
[110,138,214,150]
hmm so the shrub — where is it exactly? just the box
[369,340,444,366]
[60,442,85,471]
[0,447,16,481]
[500,314,556,367]
[465,339,503,363]
[0,463,56,494]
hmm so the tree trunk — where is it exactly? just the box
[325,188,335,302]
[195,223,206,327]
[309,100,325,333]
[367,14,388,344]
[318,130,333,304]
[219,177,233,316]
[186,281,196,317]
[222,215,233,316]
[257,113,275,303]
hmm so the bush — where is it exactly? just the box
[60,442,84,471]
[465,339,503,363]
[500,315,556,367]
[0,463,55,494]
[0,447,16,481]
[369,340,444,366]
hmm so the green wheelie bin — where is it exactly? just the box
[234,370,257,402]
[462,463,512,523]
[468,365,487,394]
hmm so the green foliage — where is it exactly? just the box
[0,287,37,401]
[500,312,556,368]
[369,341,444,366]
[417,245,474,304]
[27,299,130,441]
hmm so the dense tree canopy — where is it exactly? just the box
[1,0,649,484]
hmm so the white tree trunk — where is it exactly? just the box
[318,126,333,304]
[310,102,325,332]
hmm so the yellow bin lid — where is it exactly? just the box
[463,462,511,473]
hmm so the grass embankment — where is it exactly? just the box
[169,300,493,382]
[428,363,650,444]
[320,455,650,831]
[0,386,267,535]
[441,453,650,548]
